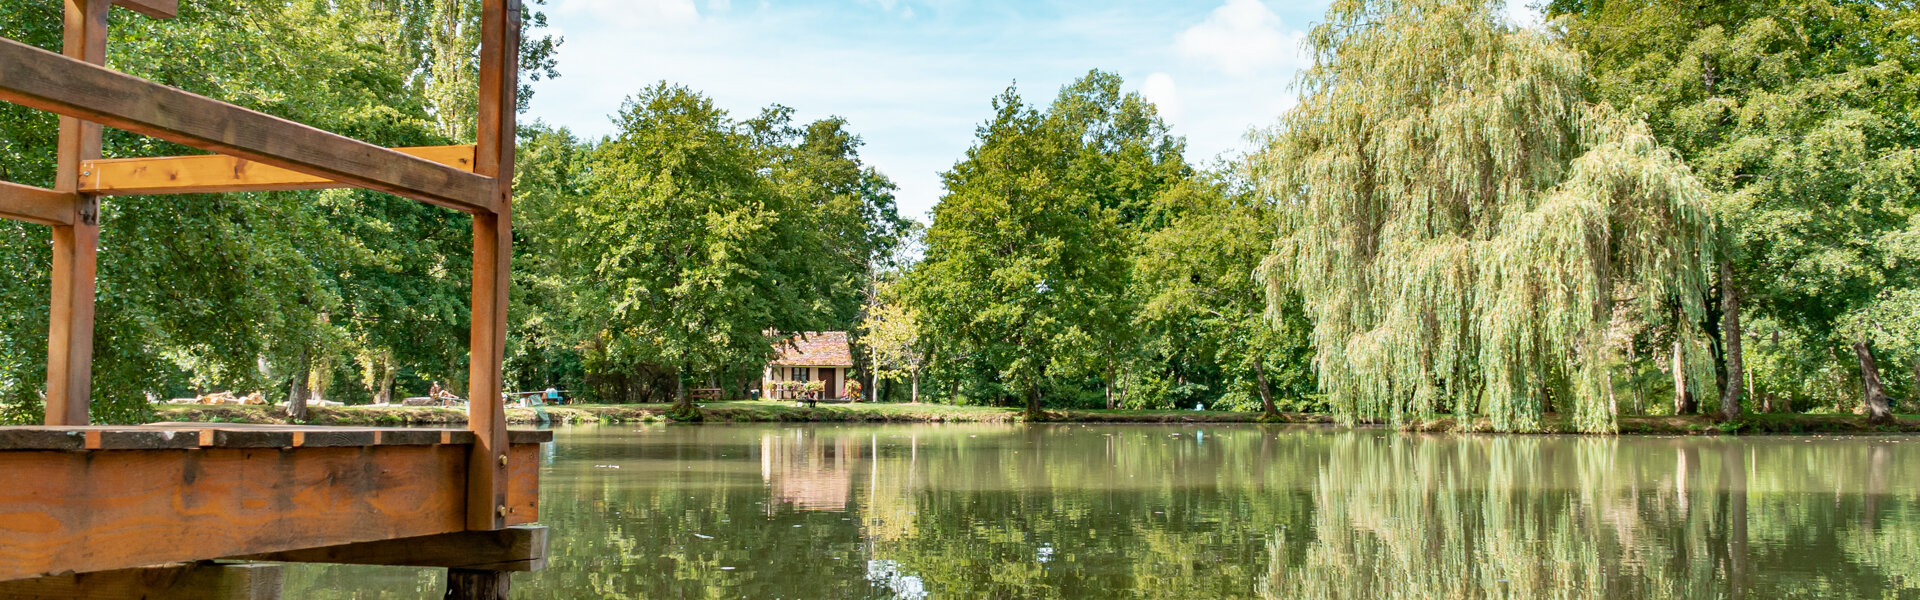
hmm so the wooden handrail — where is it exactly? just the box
[0,36,498,214]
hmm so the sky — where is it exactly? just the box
[523,0,1541,222]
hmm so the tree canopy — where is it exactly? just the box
[1257,0,1720,432]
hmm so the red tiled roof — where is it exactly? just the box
[770,331,853,367]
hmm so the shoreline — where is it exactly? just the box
[146,401,1920,435]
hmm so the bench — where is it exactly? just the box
[690,388,722,401]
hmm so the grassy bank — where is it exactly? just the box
[152,401,1305,426]
[1413,412,1920,435]
[149,401,1919,434]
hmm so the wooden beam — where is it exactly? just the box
[0,443,541,582]
[112,0,177,19]
[233,525,547,572]
[43,0,109,428]
[0,562,282,599]
[466,0,520,532]
[0,181,77,226]
[80,145,477,196]
[0,37,497,214]
[445,569,511,600]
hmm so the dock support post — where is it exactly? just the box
[44,0,107,427]
[444,569,510,600]
[465,0,519,532]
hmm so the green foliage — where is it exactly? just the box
[1553,0,1920,410]
[518,84,905,409]
[1257,0,1719,432]
[906,75,1150,415]
[1132,170,1314,413]
[0,0,560,423]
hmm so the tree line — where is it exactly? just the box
[0,0,1913,431]
[872,0,1920,430]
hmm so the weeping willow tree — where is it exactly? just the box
[1257,0,1719,432]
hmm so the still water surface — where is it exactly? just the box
[286,423,1920,598]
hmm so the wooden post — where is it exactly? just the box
[466,0,518,532]
[445,568,510,600]
[44,0,108,427]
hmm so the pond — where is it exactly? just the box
[284,423,1920,598]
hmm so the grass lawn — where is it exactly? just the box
[148,401,1920,434]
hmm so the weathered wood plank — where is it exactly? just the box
[112,0,177,19]
[0,429,85,451]
[81,145,477,196]
[0,562,282,599]
[43,0,109,428]
[0,181,77,226]
[445,569,511,600]
[0,37,497,213]
[466,0,520,532]
[0,426,550,450]
[233,525,546,572]
[0,445,540,582]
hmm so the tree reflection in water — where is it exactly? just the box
[282,425,1920,599]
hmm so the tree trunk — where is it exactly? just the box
[287,348,311,422]
[1254,360,1278,419]
[1853,337,1896,425]
[376,360,396,405]
[1104,364,1115,410]
[1719,261,1744,421]
[1674,340,1696,415]
[910,369,920,404]
[673,365,691,412]
[1025,386,1042,421]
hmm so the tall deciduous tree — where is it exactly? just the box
[1258,0,1719,432]
[1135,171,1314,418]
[908,83,1134,419]
[1552,0,1920,418]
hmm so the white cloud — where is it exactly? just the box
[553,0,699,29]
[1139,72,1181,124]
[1175,0,1307,78]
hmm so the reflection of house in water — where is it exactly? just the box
[761,429,864,512]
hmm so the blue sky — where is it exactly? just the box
[522,0,1539,222]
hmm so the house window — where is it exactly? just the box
[794,368,810,383]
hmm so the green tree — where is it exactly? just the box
[1551,0,1920,421]
[908,84,1135,418]
[1258,0,1720,432]
[1134,170,1315,418]
[0,0,559,422]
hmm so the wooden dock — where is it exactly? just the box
[0,424,550,598]
[0,0,544,597]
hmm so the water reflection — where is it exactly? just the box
[285,425,1920,599]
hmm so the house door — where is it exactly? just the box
[826,368,839,399]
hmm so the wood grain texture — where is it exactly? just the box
[0,37,496,213]
[444,569,510,600]
[0,181,77,226]
[234,525,546,571]
[0,425,551,450]
[111,0,176,19]
[0,444,540,582]
[80,146,476,196]
[0,562,282,599]
[466,0,521,532]
[42,0,108,428]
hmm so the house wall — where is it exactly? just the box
[761,365,849,399]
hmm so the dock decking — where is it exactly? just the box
[0,424,549,595]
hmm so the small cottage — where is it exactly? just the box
[763,331,855,400]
